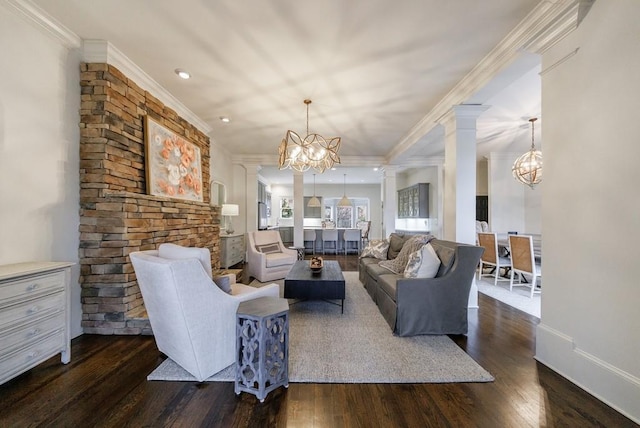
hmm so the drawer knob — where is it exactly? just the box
[28,328,41,337]
[27,283,40,292]
[27,306,41,314]
[27,351,41,359]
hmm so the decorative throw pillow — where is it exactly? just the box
[388,233,411,260]
[212,274,232,294]
[255,242,281,254]
[404,243,440,278]
[379,234,434,274]
[360,239,390,260]
[403,249,423,278]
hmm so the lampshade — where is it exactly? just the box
[337,174,352,207]
[278,99,341,173]
[308,174,321,207]
[221,204,239,216]
[512,118,543,189]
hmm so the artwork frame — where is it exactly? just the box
[280,197,293,218]
[144,116,203,202]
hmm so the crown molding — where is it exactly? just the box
[388,0,591,163]
[231,154,386,168]
[390,157,445,168]
[82,40,211,134]
[3,0,81,48]
[5,0,212,135]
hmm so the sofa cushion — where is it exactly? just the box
[359,257,379,269]
[366,262,394,282]
[360,239,389,260]
[378,274,399,301]
[433,244,456,277]
[388,233,412,259]
[404,243,440,278]
[265,252,296,268]
[256,242,281,254]
[378,234,434,274]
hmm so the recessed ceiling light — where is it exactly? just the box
[331,167,337,171]
[219,116,231,123]
[373,167,379,171]
[175,69,191,79]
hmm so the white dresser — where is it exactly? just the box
[0,262,74,385]
[221,234,245,269]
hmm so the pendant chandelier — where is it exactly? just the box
[512,117,543,189]
[308,173,321,207]
[278,99,341,173]
[338,174,352,207]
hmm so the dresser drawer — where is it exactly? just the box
[0,292,65,331]
[0,331,65,385]
[0,271,65,306]
[0,312,66,356]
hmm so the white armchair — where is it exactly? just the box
[246,230,297,282]
[130,244,280,381]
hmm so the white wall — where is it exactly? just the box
[487,152,527,233]
[267,182,382,240]
[476,159,488,195]
[0,6,82,337]
[536,0,640,422]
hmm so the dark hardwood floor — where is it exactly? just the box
[1,255,636,427]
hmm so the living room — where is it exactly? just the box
[1,0,638,425]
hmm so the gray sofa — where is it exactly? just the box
[359,234,484,336]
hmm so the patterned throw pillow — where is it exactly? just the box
[379,234,434,274]
[255,242,281,254]
[404,243,441,278]
[360,239,390,260]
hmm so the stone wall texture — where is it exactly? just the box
[79,63,220,334]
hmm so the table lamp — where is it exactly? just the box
[221,203,239,234]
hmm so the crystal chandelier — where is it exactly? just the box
[278,99,341,173]
[512,118,543,189]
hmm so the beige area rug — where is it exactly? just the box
[148,272,494,383]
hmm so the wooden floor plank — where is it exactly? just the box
[0,257,636,427]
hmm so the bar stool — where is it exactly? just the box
[322,229,339,254]
[343,228,361,255]
[303,229,316,254]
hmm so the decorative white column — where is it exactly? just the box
[243,163,261,233]
[441,105,489,244]
[440,104,489,309]
[292,171,304,247]
[381,166,398,238]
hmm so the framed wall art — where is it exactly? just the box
[144,116,203,202]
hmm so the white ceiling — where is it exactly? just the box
[32,0,542,184]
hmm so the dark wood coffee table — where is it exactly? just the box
[284,260,346,313]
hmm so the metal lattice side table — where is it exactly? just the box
[235,296,289,402]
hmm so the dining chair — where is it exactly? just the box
[477,232,511,286]
[508,235,542,298]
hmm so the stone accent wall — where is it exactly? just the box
[79,63,220,334]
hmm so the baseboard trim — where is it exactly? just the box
[535,323,640,424]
